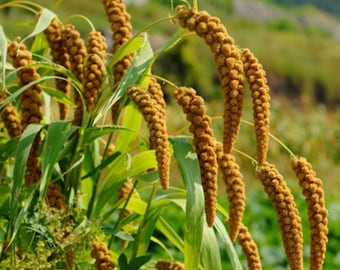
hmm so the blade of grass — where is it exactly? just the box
[169,136,204,270]
[0,26,6,89]
[214,218,243,270]
[10,123,44,238]
[201,224,222,270]
[20,8,56,44]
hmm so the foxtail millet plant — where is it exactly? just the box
[7,40,43,185]
[174,86,218,227]
[216,142,245,242]
[155,259,185,270]
[241,48,270,165]
[83,31,107,113]
[291,156,328,270]
[0,101,22,138]
[127,85,170,190]
[61,24,87,126]
[90,242,115,270]
[44,18,71,120]
[257,162,303,270]
[175,5,245,155]
[237,222,262,270]
[102,0,134,122]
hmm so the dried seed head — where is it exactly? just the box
[0,101,23,137]
[291,156,328,270]
[216,143,245,242]
[127,86,170,190]
[241,48,270,165]
[90,242,115,270]
[61,24,87,125]
[174,87,218,227]
[44,19,71,120]
[46,183,66,209]
[155,259,185,270]
[237,223,262,270]
[257,162,303,270]
[175,5,244,154]
[83,31,107,113]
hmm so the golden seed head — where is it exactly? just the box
[175,5,244,154]
[216,143,245,242]
[241,48,270,165]
[257,162,303,270]
[237,223,262,270]
[127,86,170,190]
[91,242,115,269]
[155,259,185,270]
[1,102,23,137]
[291,156,328,270]
[46,184,65,209]
[174,87,217,227]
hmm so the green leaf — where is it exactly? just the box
[129,255,152,270]
[10,124,44,238]
[39,121,74,201]
[201,225,222,270]
[31,32,49,58]
[83,125,135,145]
[118,253,129,270]
[42,86,75,107]
[109,35,146,67]
[214,218,243,270]
[114,102,143,153]
[0,26,6,88]
[93,34,154,125]
[21,8,56,44]
[0,137,20,171]
[169,136,204,270]
[157,216,184,253]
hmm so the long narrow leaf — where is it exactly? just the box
[10,124,44,234]
[39,121,74,201]
[201,224,222,270]
[0,26,6,88]
[169,136,204,270]
[214,218,243,270]
[20,8,56,44]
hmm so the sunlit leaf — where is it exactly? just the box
[21,8,56,44]
[214,218,243,270]
[169,136,204,270]
[42,86,75,107]
[201,224,222,270]
[0,26,6,88]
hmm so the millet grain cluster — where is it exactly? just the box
[155,259,185,270]
[44,19,71,120]
[174,87,218,227]
[291,156,328,270]
[90,242,115,270]
[127,86,170,190]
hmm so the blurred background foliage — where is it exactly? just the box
[1,0,340,268]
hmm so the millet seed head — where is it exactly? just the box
[237,222,262,270]
[216,143,245,242]
[127,86,170,190]
[241,48,270,165]
[155,259,185,270]
[257,162,303,270]
[174,86,218,227]
[175,5,244,154]
[291,156,328,270]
